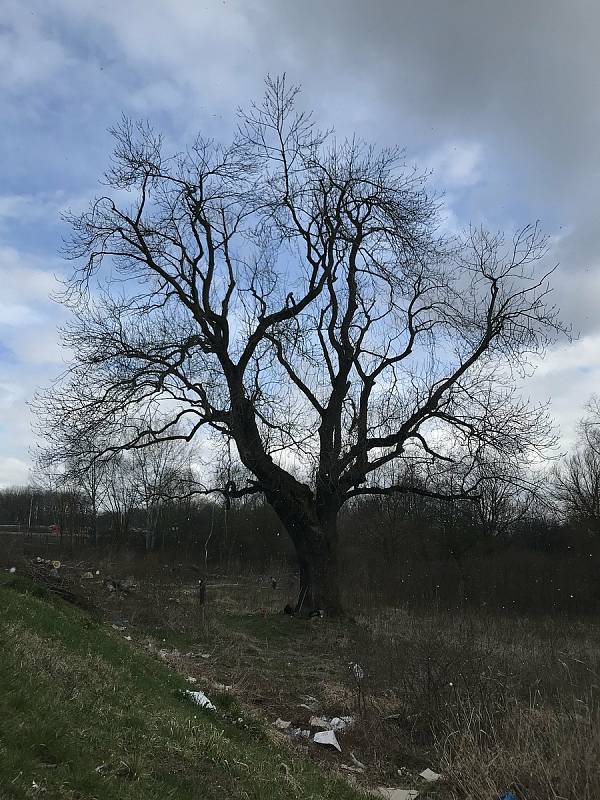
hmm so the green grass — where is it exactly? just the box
[0,578,365,800]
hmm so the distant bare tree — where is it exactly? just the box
[34,77,564,614]
[554,399,600,533]
[472,462,543,538]
[129,430,193,550]
[35,431,110,545]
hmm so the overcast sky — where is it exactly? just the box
[1,0,599,485]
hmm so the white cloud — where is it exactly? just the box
[0,302,43,327]
[0,247,62,303]
[526,334,600,447]
[0,456,30,487]
[427,141,484,188]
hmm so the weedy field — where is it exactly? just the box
[1,556,599,799]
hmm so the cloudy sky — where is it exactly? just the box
[1,0,599,485]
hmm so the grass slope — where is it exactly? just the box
[0,578,363,800]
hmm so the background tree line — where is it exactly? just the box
[2,397,600,613]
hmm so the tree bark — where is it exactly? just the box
[295,537,343,615]
[268,495,344,616]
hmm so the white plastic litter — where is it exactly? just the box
[313,730,341,752]
[419,768,441,782]
[372,790,419,800]
[9,567,16,574]
[273,718,291,730]
[290,727,311,738]
[185,690,216,710]
[330,715,354,731]
[186,676,197,683]
[309,716,330,729]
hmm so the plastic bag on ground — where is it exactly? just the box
[372,789,419,800]
[313,730,341,752]
[330,715,354,731]
[185,690,216,710]
[419,768,441,782]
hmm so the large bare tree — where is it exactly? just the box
[35,77,563,614]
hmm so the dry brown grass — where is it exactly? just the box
[439,693,600,799]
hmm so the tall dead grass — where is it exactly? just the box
[439,690,600,799]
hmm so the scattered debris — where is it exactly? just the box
[299,695,319,712]
[51,560,61,570]
[499,793,518,800]
[214,682,233,692]
[124,635,132,641]
[330,715,354,731]
[82,572,94,579]
[371,789,419,800]
[313,730,341,752]
[273,718,292,730]
[419,768,441,782]
[111,624,127,631]
[186,676,197,683]
[341,764,364,774]
[185,690,216,710]
[309,714,354,731]
[350,662,365,681]
[103,577,134,594]
[350,752,366,770]
[289,727,311,738]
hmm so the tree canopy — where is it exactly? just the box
[34,77,565,612]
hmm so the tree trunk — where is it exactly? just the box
[268,495,344,616]
[295,538,343,615]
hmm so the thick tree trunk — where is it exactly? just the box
[295,538,343,615]
[268,495,344,616]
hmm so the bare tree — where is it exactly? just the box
[35,431,110,545]
[129,432,193,550]
[34,77,564,614]
[554,399,600,533]
[472,462,544,538]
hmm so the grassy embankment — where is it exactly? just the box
[0,574,364,800]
